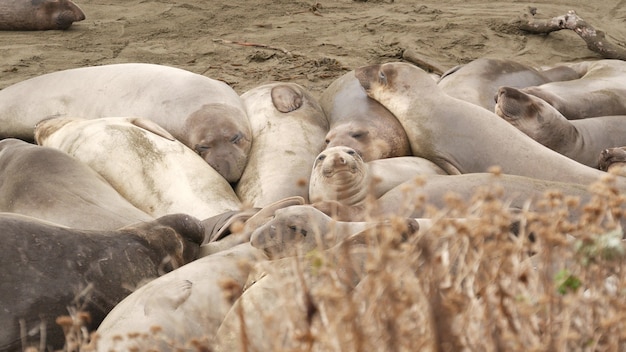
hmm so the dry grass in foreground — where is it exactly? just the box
[59,174,626,351]
[220,174,626,352]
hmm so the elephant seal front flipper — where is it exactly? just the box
[495,86,626,167]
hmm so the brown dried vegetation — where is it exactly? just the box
[63,174,626,351]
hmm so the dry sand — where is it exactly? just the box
[1,0,625,98]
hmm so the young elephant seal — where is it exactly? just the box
[495,86,626,168]
[354,62,625,189]
[0,0,85,30]
[236,82,328,206]
[437,57,579,112]
[319,70,412,161]
[0,138,153,230]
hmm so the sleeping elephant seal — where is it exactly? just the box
[0,0,85,30]
[495,86,626,168]
[0,212,203,352]
[249,204,423,259]
[519,59,626,120]
[93,243,266,352]
[0,138,153,230]
[437,57,580,111]
[354,62,626,189]
[236,82,328,207]
[35,117,242,220]
[0,63,251,182]
[319,70,412,161]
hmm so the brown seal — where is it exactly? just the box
[354,62,624,188]
[0,0,85,30]
[438,57,580,112]
[519,60,626,120]
[0,138,153,230]
[495,86,626,167]
[319,70,412,161]
[0,213,204,352]
[598,147,626,176]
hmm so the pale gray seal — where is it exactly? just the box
[0,138,152,230]
[0,63,251,182]
[495,86,626,167]
[35,117,242,219]
[94,243,266,351]
[236,82,328,207]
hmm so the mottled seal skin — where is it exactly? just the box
[94,243,266,352]
[35,117,242,220]
[495,86,626,168]
[520,60,626,120]
[437,57,580,112]
[236,82,329,207]
[354,62,626,189]
[0,63,251,182]
[0,138,153,230]
[0,0,85,31]
[0,212,204,352]
[319,70,412,161]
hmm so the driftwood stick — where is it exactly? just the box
[517,8,626,60]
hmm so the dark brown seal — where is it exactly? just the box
[0,213,204,351]
[0,0,85,31]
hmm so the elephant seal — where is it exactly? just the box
[519,60,626,120]
[0,212,204,352]
[495,86,626,167]
[236,82,328,207]
[319,70,412,161]
[35,117,242,219]
[0,138,153,230]
[0,0,85,30]
[94,243,266,352]
[309,146,448,207]
[354,62,625,189]
[437,57,580,111]
[598,147,626,176]
[249,204,423,258]
[0,63,251,182]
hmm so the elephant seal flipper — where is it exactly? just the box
[271,85,303,113]
[495,86,626,167]
[131,117,176,141]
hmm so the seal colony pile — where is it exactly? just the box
[1,56,626,351]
